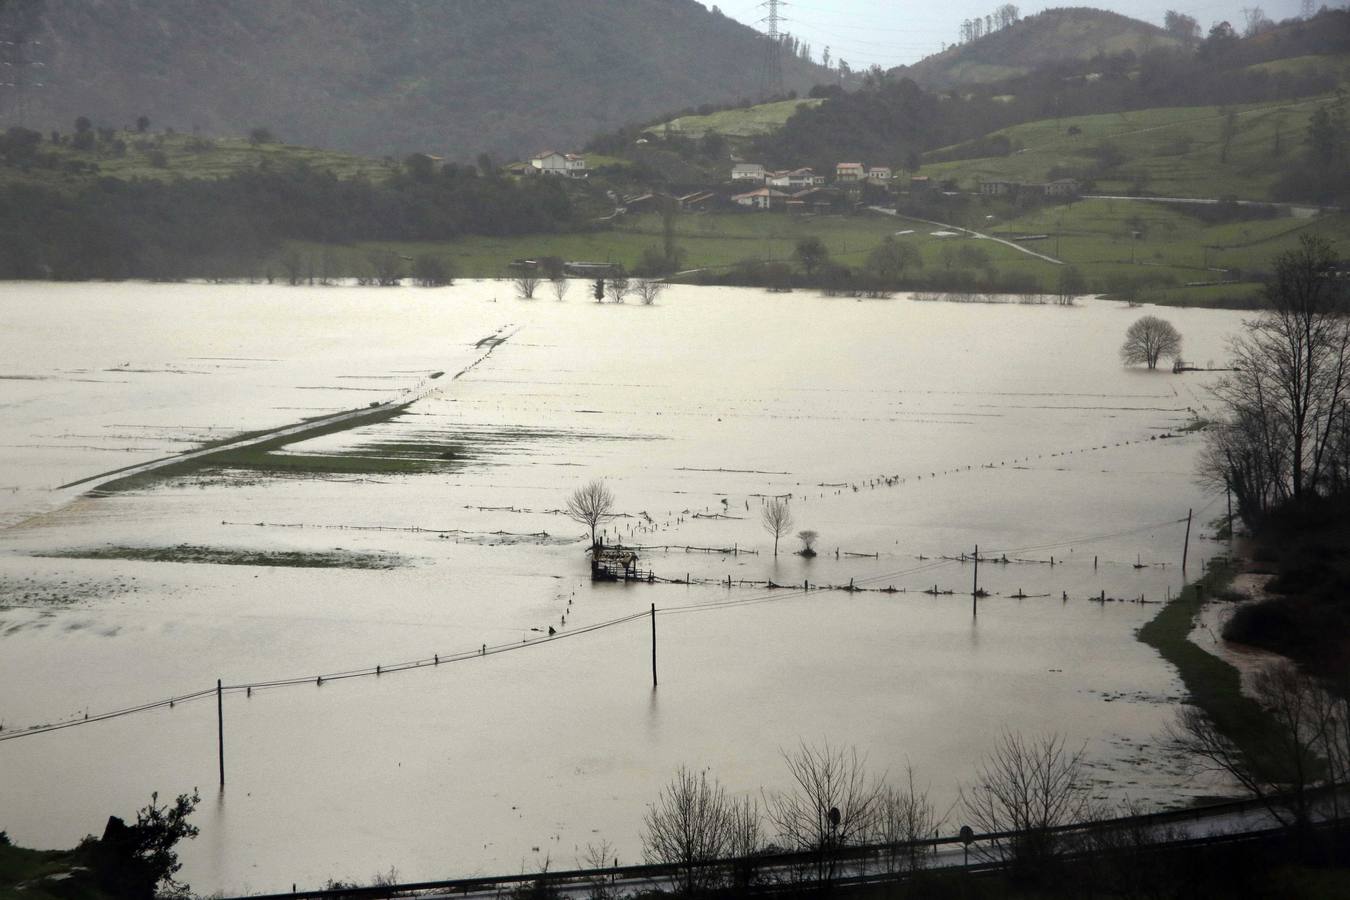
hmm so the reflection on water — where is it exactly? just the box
[0,281,1243,893]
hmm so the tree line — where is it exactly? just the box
[0,151,589,281]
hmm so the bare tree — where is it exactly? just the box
[761,498,794,557]
[642,766,734,897]
[1202,236,1350,510]
[566,479,614,549]
[725,796,764,890]
[633,279,666,306]
[873,767,939,875]
[551,276,569,302]
[1167,661,1328,834]
[796,529,818,557]
[513,274,541,299]
[959,732,1091,877]
[605,270,631,304]
[766,742,885,885]
[1121,315,1181,369]
[578,840,616,900]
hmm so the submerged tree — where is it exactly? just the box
[633,278,666,306]
[412,254,453,287]
[1120,315,1181,369]
[761,498,794,557]
[796,529,818,557]
[512,273,541,299]
[566,479,615,549]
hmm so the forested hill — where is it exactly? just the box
[0,0,831,159]
[893,7,1179,89]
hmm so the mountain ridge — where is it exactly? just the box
[0,0,832,159]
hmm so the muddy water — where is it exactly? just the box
[0,282,1243,893]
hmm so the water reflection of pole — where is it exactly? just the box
[972,544,979,618]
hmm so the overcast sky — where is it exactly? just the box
[714,1,1311,69]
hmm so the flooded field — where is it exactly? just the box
[0,281,1244,893]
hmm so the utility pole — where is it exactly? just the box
[1182,509,1193,573]
[216,678,225,788]
[650,603,658,689]
[972,544,979,617]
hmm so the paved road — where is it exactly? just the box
[868,206,1065,265]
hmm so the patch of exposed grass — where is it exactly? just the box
[659,98,825,141]
[1137,557,1276,768]
[38,545,406,570]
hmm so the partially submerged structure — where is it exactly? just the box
[590,542,649,581]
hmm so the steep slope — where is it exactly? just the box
[0,0,831,159]
[894,7,1179,90]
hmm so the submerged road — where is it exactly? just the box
[52,326,519,495]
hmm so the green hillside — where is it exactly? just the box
[894,7,1179,90]
[922,89,1347,201]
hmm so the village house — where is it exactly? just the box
[791,186,843,211]
[835,162,866,182]
[766,167,819,190]
[530,151,587,177]
[867,166,893,185]
[731,187,787,210]
[978,179,1016,196]
[1043,178,1080,197]
[731,163,766,182]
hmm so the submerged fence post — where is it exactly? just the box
[216,678,224,789]
[651,603,657,689]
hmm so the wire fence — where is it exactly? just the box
[0,508,1214,744]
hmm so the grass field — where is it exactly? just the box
[275,201,1350,309]
[659,98,824,140]
[283,210,1041,281]
[923,84,1348,201]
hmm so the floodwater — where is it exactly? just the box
[0,281,1245,893]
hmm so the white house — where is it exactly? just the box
[531,151,587,177]
[731,163,766,182]
[766,167,818,190]
[867,166,893,184]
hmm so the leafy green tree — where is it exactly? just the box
[135,115,151,133]
[248,126,275,145]
[89,791,200,900]
[412,254,453,286]
[794,235,829,277]
[865,235,921,284]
